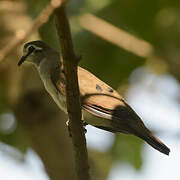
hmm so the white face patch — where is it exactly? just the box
[22,45,43,58]
[26,45,43,52]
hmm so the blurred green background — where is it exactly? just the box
[0,0,180,179]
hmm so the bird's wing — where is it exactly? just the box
[55,67,171,155]
[77,67,129,120]
[55,66,134,120]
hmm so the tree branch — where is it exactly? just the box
[55,4,90,180]
[79,13,153,58]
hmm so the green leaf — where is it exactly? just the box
[111,134,143,170]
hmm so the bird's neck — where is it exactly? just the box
[38,51,60,77]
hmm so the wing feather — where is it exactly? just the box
[55,66,129,120]
[78,67,128,119]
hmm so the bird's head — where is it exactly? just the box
[18,40,52,67]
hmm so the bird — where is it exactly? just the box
[18,40,170,155]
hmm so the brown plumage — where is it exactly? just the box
[56,67,170,155]
[18,40,170,155]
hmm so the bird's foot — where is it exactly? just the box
[66,120,88,137]
[66,120,72,137]
[82,121,88,134]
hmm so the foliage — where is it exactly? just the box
[0,0,180,179]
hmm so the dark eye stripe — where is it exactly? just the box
[28,45,35,52]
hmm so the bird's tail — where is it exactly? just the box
[134,127,170,155]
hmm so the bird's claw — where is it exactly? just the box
[66,120,88,137]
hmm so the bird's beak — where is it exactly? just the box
[18,48,34,66]
[18,55,27,66]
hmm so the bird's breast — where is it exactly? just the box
[40,74,67,113]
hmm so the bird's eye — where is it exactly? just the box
[28,45,35,52]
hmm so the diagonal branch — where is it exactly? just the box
[55,3,90,180]
[0,0,62,62]
[79,13,153,58]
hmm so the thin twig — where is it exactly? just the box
[79,13,153,58]
[0,0,62,62]
[55,4,90,180]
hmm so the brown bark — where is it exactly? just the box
[55,4,90,180]
[0,1,78,179]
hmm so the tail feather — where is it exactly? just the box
[136,131,170,155]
